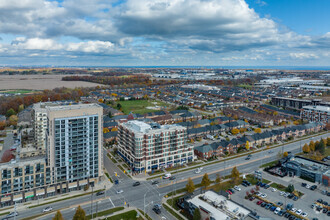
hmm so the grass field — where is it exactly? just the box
[0,89,37,94]
[117,100,170,114]
[107,210,142,220]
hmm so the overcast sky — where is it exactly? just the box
[0,0,329,67]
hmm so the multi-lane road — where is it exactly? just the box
[11,132,329,220]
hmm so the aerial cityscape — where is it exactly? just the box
[0,1,329,220]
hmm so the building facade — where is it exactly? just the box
[117,121,193,172]
[0,103,103,207]
[301,105,330,123]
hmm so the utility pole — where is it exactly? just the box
[14,202,16,220]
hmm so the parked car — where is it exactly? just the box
[277,202,283,206]
[295,209,302,215]
[169,176,176,180]
[310,185,317,190]
[274,207,281,214]
[301,212,308,217]
[260,193,267,198]
[265,203,272,209]
[228,188,235,194]
[256,200,263,205]
[6,212,18,218]
[114,179,119,185]
[264,184,270,189]
[270,206,277,211]
[234,186,241,191]
[301,182,307,187]
[293,196,298,201]
[261,202,267,207]
[152,207,161,214]
[163,173,171,179]
[133,181,140,186]
[226,190,232,195]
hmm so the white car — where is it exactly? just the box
[301,212,308,217]
[260,193,267,198]
[234,186,241,191]
[116,189,123,194]
[274,207,281,214]
[194,169,201,174]
[291,208,297,212]
[279,191,285,196]
[256,192,262,196]
[296,209,302,215]
[283,192,289,197]
[271,187,277,192]
[43,207,53,212]
[306,184,311,189]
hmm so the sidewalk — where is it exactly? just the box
[0,177,113,215]
[162,192,188,220]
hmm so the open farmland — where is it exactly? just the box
[0,74,104,90]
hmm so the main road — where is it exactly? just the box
[13,133,329,220]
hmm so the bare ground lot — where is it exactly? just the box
[0,75,103,90]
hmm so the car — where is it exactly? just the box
[194,169,201,174]
[43,207,53,212]
[264,184,270,189]
[242,182,248,187]
[279,191,285,196]
[261,202,267,207]
[291,208,297,212]
[114,179,119,185]
[310,185,317,190]
[311,204,316,209]
[277,202,283,206]
[169,176,176,180]
[322,190,328,195]
[234,186,241,191]
[288,216,295,220]
[270,206,277,211]
[322,208,328,213]
[295,209,302,215]
[293,196,298,201]
[249,196,255,201]
[116,189,123,194]
[228,188,235,194]
[271,187,277,192]
[260,182,266,187]
[274,207,281,214]
[133,181,140,186]
[284,212,291,218]
[301,183,307,187]
[226,190,232,195]
[245,157,250,160]
[151,180,159,185]
[163,173,171,179]
[312,218,318,220]
[317,198,323,203]
[242,180,251,186]
[256,181,261,186]
[327,192,330,196]
[278,210,285,216]
[152,207,161,214]
[6,212,18,218]
[257,200,263,205]
[288,193,294,199]
[265,203,272,209]
[323,201,328,206]
[328,211,330,216]
[283,192,289,197]
[96,191,105,196]
[306,184,311,189]
[260,193,267,198]
[301,212,308,217]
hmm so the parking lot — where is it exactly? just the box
[230,174,330,220]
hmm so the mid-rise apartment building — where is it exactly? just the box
[0,103,103,207]
[301,105,330,123]
[117,121,193,172]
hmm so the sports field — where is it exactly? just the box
[117,100,170,114]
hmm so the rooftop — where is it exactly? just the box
[302,105,330,112]
[122,120,185,134]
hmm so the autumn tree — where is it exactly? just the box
[186,178,195,193]
[111,127,118,132]
[18,104,24,112]
[302,144,310,153]
[245,141,250,150]
[103,128,110,133]
[0,121,6,130]
[52,210,64,220]
[273,111,278,116]
[316,139,326,154]
[283,151,289,157]
[6,108,16,117]
[8,115,18,126]
[254,128,261,133]
[73,205,86,220]
[231,166,240,185]
[309,141,315,152]
[327,137,330,146]
[231,128,239,135]
[201,173,211,190]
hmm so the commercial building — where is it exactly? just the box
[301,105,330,123]
[284,156,329,185]
[178,190,251,220]
[0,103,103,207]
[117,120,193,172]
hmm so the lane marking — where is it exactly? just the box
[109,197,115,207]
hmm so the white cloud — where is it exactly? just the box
[67,41,114,53]
[289,52,319,59]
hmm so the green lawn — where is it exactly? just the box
[86,207,124,219]
[0,89,36,94]
[117,100,170,114]
[107,210,142,220]
[163,204,185,220]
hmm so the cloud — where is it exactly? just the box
[11,37,63,50]
[289,52,318,59]
[67,41,114,53]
